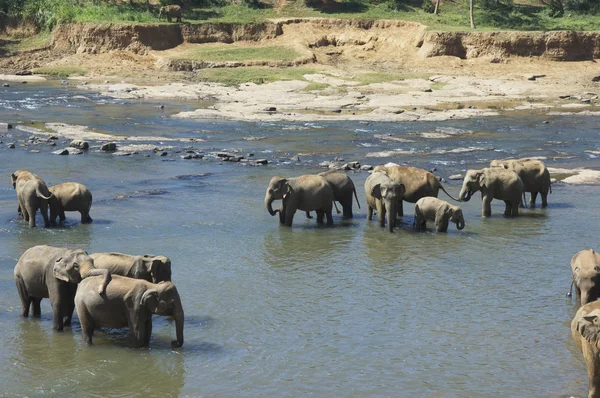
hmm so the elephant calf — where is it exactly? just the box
[571,300,600,398]
[90,252,171,283]
[571,249,600,306]
[75,275,184,348]
[48,182,93,225]
[159,5,182,22]
[365,171,406,232]
[414,197,465,232]
[11,169,52,228]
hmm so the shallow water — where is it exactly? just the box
[0,81,599,397]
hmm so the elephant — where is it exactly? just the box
[11,169,52,228]
[265,175,335,226]
[414,197,465,232]
[570,249,600,306]
[159,5,182,22]
[48,182,93,225]
[571,300,600,398]
[90,252,172,283]
[75,275,184,348]
[372,164,459,217]
[458,167,524,217]
[365,171,406,232]
[14,245,111,331]
[306,170,360,219]
[490,158,551,208]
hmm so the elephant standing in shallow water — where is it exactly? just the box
[365,171,406,232]
[571,300,600,398]
[265,175,335,226]
[306,170,360,219]
[414,197,465,232]
[458,167,524,217]
[11,170,52,228]
[91,252,172,283]
[570,249,600,306]
[48,182,93,225]
[490,158,551,208]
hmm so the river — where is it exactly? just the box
[0,80,599,397]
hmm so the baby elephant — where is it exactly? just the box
[159,5,182,22]
[48,182,93,225]
[90,252,171,283]
[414,197,465,232]
[571,300,600,398]
[571,249,600,305]
[75,275,184,348]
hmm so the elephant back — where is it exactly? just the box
[379,165,438,203]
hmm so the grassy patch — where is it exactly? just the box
[7,32,51,52]
[177,46,301,62]
[430,81,449,90]
[194,67,316,85]
[301,82,331,91]
[32,66,88,77]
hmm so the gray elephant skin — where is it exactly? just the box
[265,175,335,226]
[365,171,406,232]
[11,169,52,228]
[75,275,184,348]
[571,249,600,305]
[159,5,182,22]
[48,182,93,225]
[373,165,458,216]
[414,197,465,232]
[571,300,600,398]
[312,170,360,218]
[90,252,172,283]
[14,245,111,331]
[458,168,524,217]
[490,158,551,208]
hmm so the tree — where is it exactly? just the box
[434,0,440,14]
[469,0,475,29]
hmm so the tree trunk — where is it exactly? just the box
[146,0,151,12]
[469,0,476,29]
[434,0,440,15]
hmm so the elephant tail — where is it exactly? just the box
[439,185,460,202]
[353,186,361,209]
[36,187,52,200]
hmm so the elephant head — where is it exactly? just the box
[141,282,184,348]
[143,255,172,283]
[265,176,289,216]
[574,265,600,305]
[449,207,465,230]
[459,170,485,202]
[371,181,405,232]
[53,249,92,283]
[158,6,166,18]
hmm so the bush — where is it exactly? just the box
[480,0,512,10]
[21,0,77,30]
[564,0,600,13]
[421,0,434,13]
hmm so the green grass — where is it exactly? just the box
[430,81,449,90]
[301,82,330,91]
[32,66,88,77]
[194,67,317,85]
[176,46,301,62]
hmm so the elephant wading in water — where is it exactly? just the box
[306,170,360,219]
[570,249,600,305]
[458,168,524,217]
[159,5,182,22]
[414,197,465,232]
[90,252,172,283]
[373,164,459,217]
[490,158,551,208]
[265,175,335,227]
[14,245,111,331]
[365,171,406,232]
[48,182,93,225]
[571,300,600,398]
[11,170,52,228]
[75,275,184,348]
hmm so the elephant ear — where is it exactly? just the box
[148,259,161,283]
[371,184,382,200]
[477,172,487,188]
[141,289,159,312]
[394,184,405,197]
[52,257,70,282]
[11,173,17,188]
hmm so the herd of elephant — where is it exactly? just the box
[10,169,184,348]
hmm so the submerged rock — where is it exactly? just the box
[53,148,69,155]
[70,139,89,150]
[8,143,15,149]
[101,142,117,152]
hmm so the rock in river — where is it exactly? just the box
[101,142,117,152]
[70,139,89,150]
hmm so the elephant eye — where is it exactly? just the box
[73,263,80,270]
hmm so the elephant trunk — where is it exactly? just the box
[459,186,472,202]
[386,200,396,233]
[456,218,465,230]
[171,291,184,348]
[265,195,278,216]
[581,290,590,305]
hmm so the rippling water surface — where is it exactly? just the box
[0,81,599,397]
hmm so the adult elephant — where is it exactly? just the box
[414,197,465,232]
[570,249,600,306]
[48,182,93,225]
[306,170,360,219]
[14,245,111,331]
[158,5,182,22]
[373,164,459,217]
[571,300,600,398]
[458,168,524,217]
[265,175,335,226]
[365,171,406,232]
[490,158,551,208]
[90,252,172,283]
[75,275,184,348]
[11,170,52,228]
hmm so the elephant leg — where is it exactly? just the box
[397,200,403,217]
[529,192,538,208]
[367,206,373,221]
[63,285,77,326]
[504,200,512,217]
[31,298,42,317]
[435,217,449,232]
[341,198,353,218]
[50,297,64,332]
[16,279,31,317]
[129,314,149,348]
[25,204,36,227]
[482,195,492,217]
[316,210,325,224]
[326,211,333,225]
[40,202,50,228]
[305,211,313,219]
[540,191,548,208]
[376,201,386,227]
[59,209,66,222]
[143,318,153,347]
[80,210,92,224]
[284,207,296,227]
[511,201,520,217]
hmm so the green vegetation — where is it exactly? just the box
[194,67,316,85]
[31,66,88,77]
[1,0,599,32]
[175,46,301,62]
[301,82,330,91]
[430,81,448,90]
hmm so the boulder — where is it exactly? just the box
[449,174,463,180]
[70,139,89,150]
[8,143,15,148]
[52,148,69,155]
[0,123,13,129]
[67,148,83,155]
[101,142,117,152]
[360,165,374,171]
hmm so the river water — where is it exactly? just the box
[0,81,599,397]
